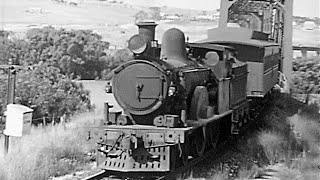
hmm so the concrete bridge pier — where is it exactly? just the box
[301,50,308,58]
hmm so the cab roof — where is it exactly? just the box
[197,27,279,48]
[188,43,235,51]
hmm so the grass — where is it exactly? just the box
[255,100,320,180]
[178,171,228,180]
[1,87,313,179]
[257,130,287,165]
[183,93,319,180]
[287,106,320,168]
[0,80,117,180]
[0,112,103,180]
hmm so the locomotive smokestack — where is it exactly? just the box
[160,28,191,66]
[136,22,158,42]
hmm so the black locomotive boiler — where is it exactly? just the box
[96,21,283,172]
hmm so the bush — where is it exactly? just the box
[0,62,92,119]
[1,27,112,80]
[0,28,133,116]
[288,107,320,161]
[100,49,133,80]
[292,57,320,95]
[258,130,287,165]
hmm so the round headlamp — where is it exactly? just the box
[128,34,147,54]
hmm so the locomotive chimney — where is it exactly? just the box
[136,22,157,42]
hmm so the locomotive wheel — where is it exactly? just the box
[192,127,206,157]
[190,86,209,120]
[208,122,220,149]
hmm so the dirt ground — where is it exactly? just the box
[75,80,122,116]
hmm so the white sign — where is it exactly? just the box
[4,104,33,137]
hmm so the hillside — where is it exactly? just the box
[1,0,319,47]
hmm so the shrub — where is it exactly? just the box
[288,107,320,162]
[292,57,320,96]
[1,27,111,80]
[258,130,287,165]
[0,62,92,119]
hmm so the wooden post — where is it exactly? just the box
[4,135,9,154]
[7,67,16,104]
[4,65,16,154]
[60,114,66,130]
[1,63,27,156]
[42,116,46,126]
[52,115,55,126]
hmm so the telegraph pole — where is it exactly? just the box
[7,62,16,104]
[1,59,17,154]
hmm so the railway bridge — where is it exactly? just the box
[293,45,320,58]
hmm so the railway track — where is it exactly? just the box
[82,171,108,180]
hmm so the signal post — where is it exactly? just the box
[0,61,17,154]
[0,62,33,155]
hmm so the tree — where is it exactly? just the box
[23,27,110,80]
[101,49,133,80]
[0,27,132,119]
[14,62,92,120]
[0,71,7,115]
[291,56,320,103]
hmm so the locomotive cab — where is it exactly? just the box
[188,43,248,114]
[187,43,236,80]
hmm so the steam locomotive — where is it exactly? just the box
[95,20,285,172]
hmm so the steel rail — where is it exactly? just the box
[82,170,108,180]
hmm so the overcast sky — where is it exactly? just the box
[159,0,319,18]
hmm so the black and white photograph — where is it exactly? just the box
[0,0,319,179]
